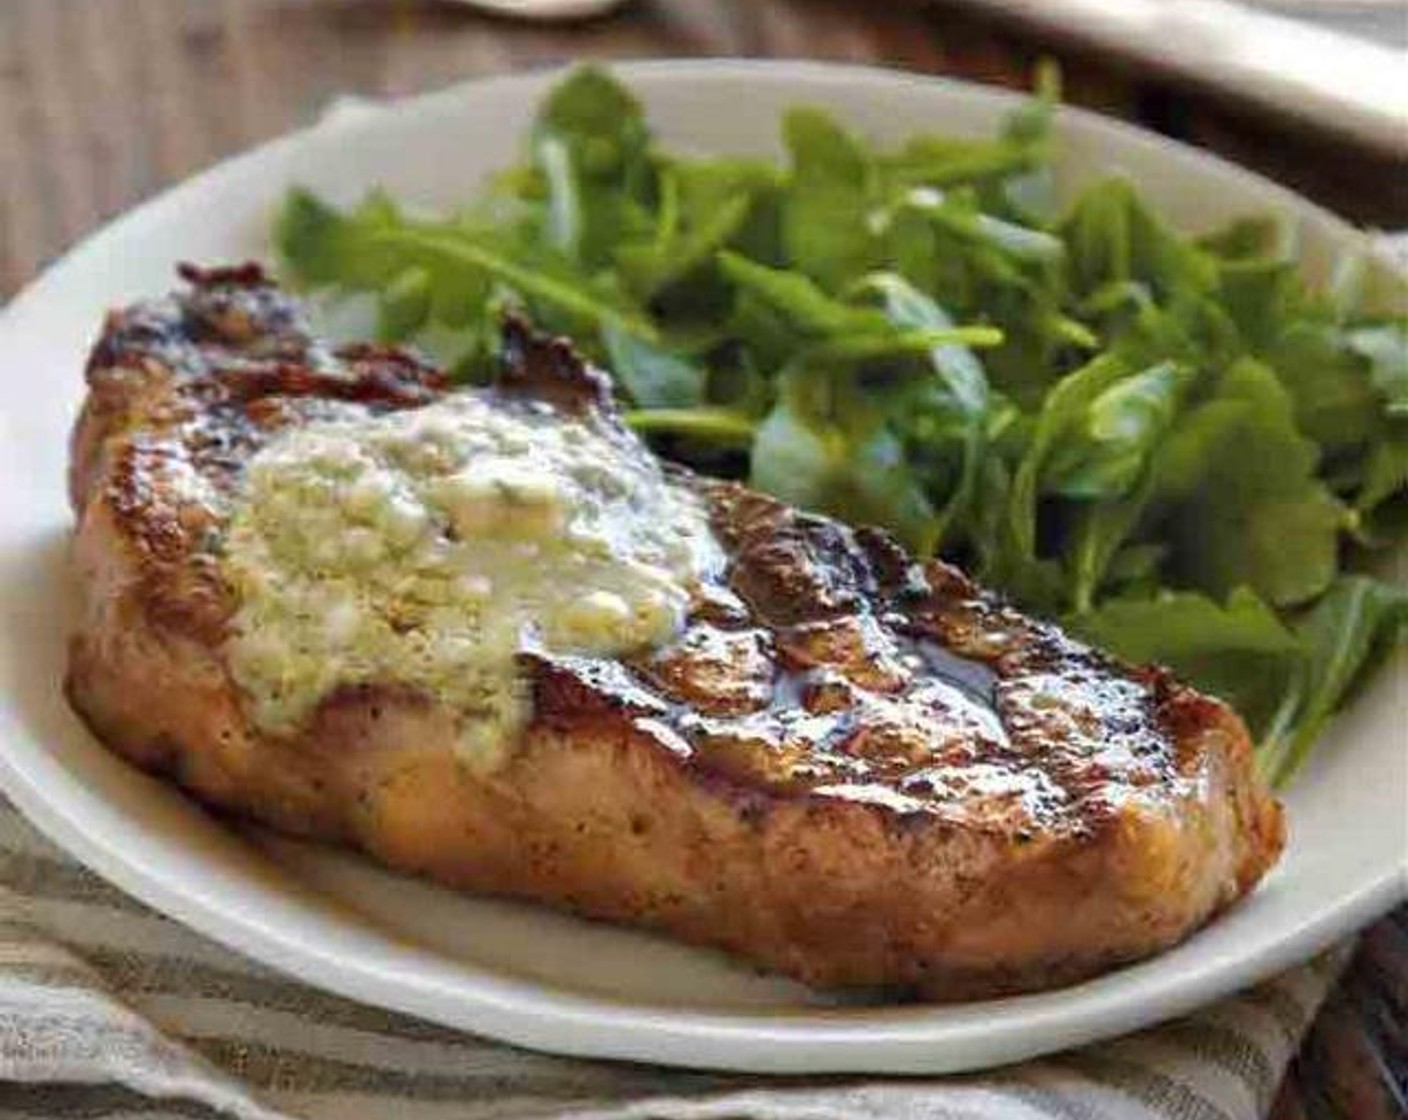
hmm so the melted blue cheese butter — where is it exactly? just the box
[222,395,721,761]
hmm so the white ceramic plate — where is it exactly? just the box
[0,62,1404,1076]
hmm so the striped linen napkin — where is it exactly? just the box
[0,795,1352,1120]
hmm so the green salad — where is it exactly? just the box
[274,65,1408,786]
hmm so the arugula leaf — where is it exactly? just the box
[277,188,407,289]
[1162,358,1346,607]
[717,251,886,337]
[373,226,657,340]
[780,108,879,291]
[797,325,1004,366]
[620,191,751,299]
[895,187,1065,264]
[1356,431,1408,518]
[376,266,432,342]
[1046,360,1188,501]
[751,371,938,553]
[1347,321,1408,419]
[1063,178,1215,301]
[1066,489,1151,613]
[624,407,756,447]
[1215,255,1299,351]
[1063,370,1250,612]
[533,65,650,181]
[1008,354,1131,561]
[857,272,992,543]
[1175,486,1344,608]
[1141,399,1246,502]
[672,156,782,221]
[1258,576,1408,786]
[614,158,777,302]
[529,65,653,270]
[1197,215,1286,261]
[602,324,705,408]
[882,138,1040,192]
[1266,321,1380,452]
[533,133,584,262]
[878,59,1055,210]
[1102,541,1166,593]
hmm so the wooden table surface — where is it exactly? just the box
[0,2,1403,1117]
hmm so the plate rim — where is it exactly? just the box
[1,58,1404,1075]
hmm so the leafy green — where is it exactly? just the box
[1161,359,1346,607]
[528,65,653,270]
[273,63,1408,787]
[1266,321,1381,452]
[1063,178,1215,301]
[1358,434,1408,519]
[1257,576,1408,786]
[897,187,1065,264]
[376,226,657,339]
[276,188,407,289]
[856,272,991,543]
[377,266,432,342]
[614,157,777,301]
[781,108,879,290]
[1045,360,1187,500]
[601,325,704,409]
[1008,353,1132,561]
[1347,322,1408,419]
[751,372,938,554]
[717,251,886,338]
[624,407,756,446]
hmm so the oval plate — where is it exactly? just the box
[0,61,1404,1075]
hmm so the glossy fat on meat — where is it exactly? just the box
[65,265,1284,999]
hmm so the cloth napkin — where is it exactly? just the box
[0,795,1355,1120]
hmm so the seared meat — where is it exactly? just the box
[66,265,1284,999]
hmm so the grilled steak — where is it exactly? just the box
[66,265,1284,999]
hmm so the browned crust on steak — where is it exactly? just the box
[66,265,1284,999]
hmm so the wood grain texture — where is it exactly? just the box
[0,2,1402,1116]
[3,0,1407,296]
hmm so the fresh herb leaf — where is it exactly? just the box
[1162,358,1346,607]
[1258,576,1408,786]
[1267,321,1381,452]
[1357,432,1408,518]
[780,108,879,291]
[897,187,1065,264]
[277,188,406,289]
[377,266,432,342]
[717,251,884,337]
[374,226,658,340]
[602,324,706,408]
[1009,353,1132,560]
[1045,360,1188,501]
[752,372,938,553]
[797,325,1004,366]
[624,407,756,446]
[1063,178,1214,301]
[857,272,992,543]
[529,65,653,270]
[1347,321,1408,419]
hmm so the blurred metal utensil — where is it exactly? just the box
[442,0,628,19]
[945,0,1408,153]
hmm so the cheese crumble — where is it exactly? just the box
[222,394,720,760]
